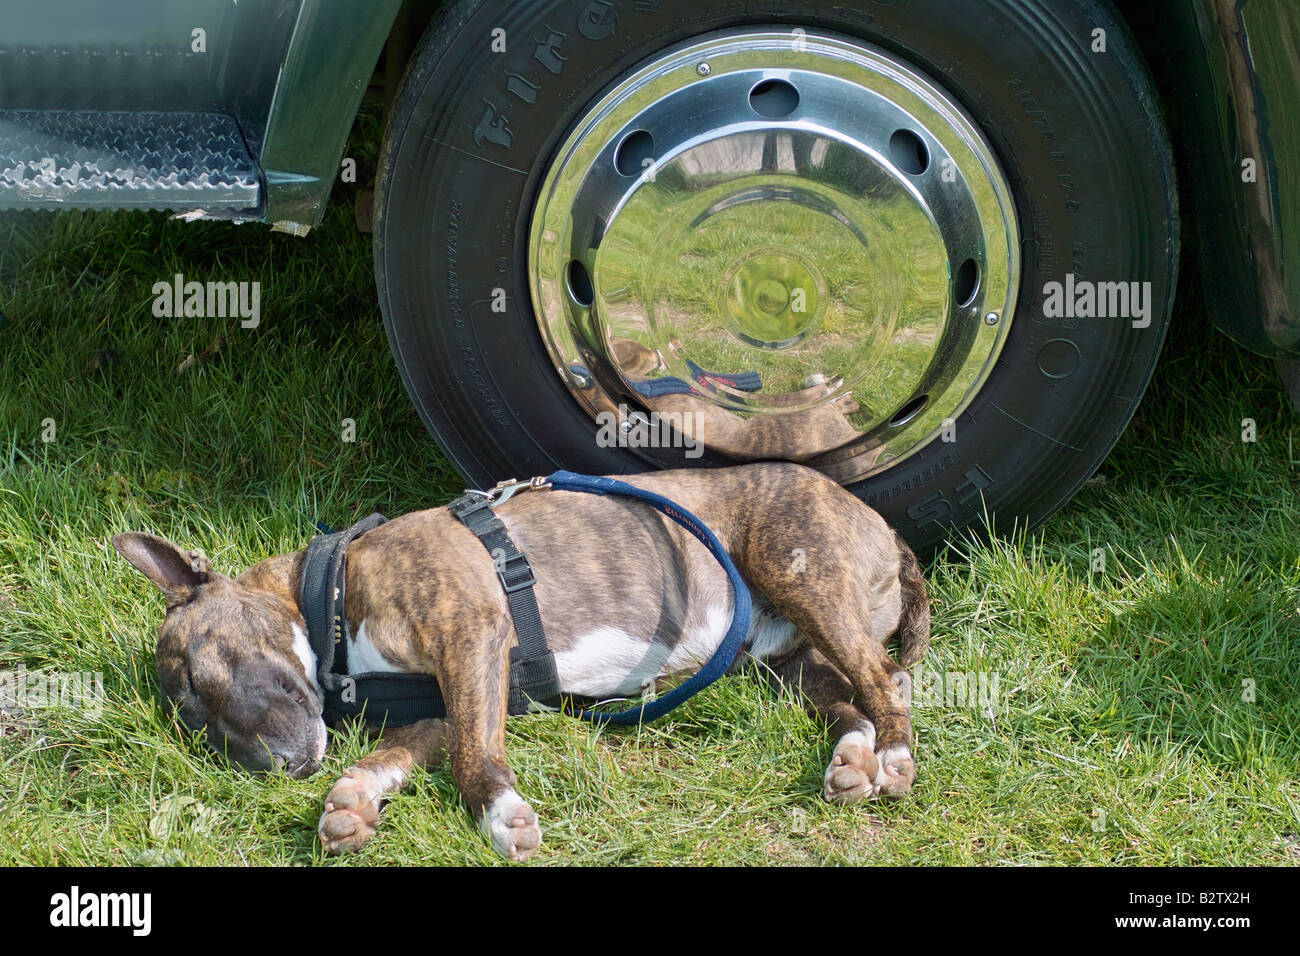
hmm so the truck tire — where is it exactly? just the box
[375,0,1178,555]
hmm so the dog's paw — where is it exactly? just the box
[480,789,542,862]
[873,743,916,797]
[318,770,384,854]
[823,727,881,804]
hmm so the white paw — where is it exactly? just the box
[873,744,916,797]
[480,789,542,862]
[319,768,388,854]
[823,722,880,804]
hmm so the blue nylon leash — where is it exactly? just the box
[544,470,753,725]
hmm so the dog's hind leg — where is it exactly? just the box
[725,474,921,796]
[741,584,915,795]
[774,621,914,797]
[318,718,452,854]
[764,644,891,803]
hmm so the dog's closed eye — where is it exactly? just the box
[274,676,309,708]
[169,667,205,724]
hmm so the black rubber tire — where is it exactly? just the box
[375,0,1178,556]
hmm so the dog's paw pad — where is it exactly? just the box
[318,772,382,854]
[823,728,880,804]
[481,790,542,862]
[873,744,916,797]
[319,805,377,854]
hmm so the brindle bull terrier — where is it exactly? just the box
[113,462,929,861]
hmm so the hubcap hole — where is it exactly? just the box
[614,129,655,178]
[889,129,929,175]
[567,260,595,308]
[954,258,980,308]
[889,395,930,427]
[749,78,800,118]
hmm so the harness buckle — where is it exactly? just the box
[498,552,537,593]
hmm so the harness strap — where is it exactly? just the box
[300,512,386,698]
[302,512,449,726]
[447,494,562,714]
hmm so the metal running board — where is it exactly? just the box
[0,110,260,214]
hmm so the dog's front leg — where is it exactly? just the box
[442,619,542,862]
[318,718,451,854]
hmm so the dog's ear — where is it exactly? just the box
[112,532,212,607]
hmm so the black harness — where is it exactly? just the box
[300,485,562,727]
[300,472,752,728]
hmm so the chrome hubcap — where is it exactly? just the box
[529,30,1019,481]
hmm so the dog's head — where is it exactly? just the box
[113,532,326,778]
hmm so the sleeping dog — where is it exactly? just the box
[114,462,929,861]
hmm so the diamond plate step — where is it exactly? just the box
[0,110,260,213]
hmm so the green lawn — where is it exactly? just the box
[1,108,1298,865]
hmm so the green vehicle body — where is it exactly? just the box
[1,0,1296,357]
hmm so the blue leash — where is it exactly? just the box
[544,470,753,725]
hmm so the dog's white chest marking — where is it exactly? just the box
[348,620,403,674]
[745,601,801,662]
[553,591,802,699]
[290,623,322,694]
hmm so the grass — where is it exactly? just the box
[1,106,1298,866]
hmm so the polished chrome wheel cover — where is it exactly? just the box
[528,30,1019,481]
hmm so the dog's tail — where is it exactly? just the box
[894,532,931,667]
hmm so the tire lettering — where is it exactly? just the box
[533,27,568,74]
[907,492,951,529]
[447,200,464,326]
[474,5,618,156]
[954,467,994,507]
[471,99,513,149]
[898,458,991,528]
[505,72,540,103]
[578,1,618,40]
[1006,76,1058,142]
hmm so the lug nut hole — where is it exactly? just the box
[567,260,595,308]
[614,129,656,177]
[749,78,800,118]
[889,129,929,175]
[889,395,930,427]
[953,258,980,308]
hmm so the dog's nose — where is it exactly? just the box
[286,756,321,779]
[267,751,318,777]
